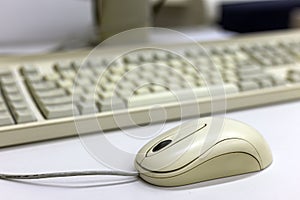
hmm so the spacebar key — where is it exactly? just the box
[126,84,239,108]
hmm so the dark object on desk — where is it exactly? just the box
[219,0,300,33]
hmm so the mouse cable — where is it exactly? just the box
[0,170,139,180]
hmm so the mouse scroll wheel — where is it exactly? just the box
[152,139,172,152]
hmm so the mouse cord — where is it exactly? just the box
[0,170,139,180]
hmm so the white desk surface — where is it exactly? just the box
[0,27,299,199]
[0,101,299,200]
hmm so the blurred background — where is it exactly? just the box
[1,0,300,54]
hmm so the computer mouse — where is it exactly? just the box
[135,117,273,187]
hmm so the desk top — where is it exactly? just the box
[0,100,299,200]
[0,27,299,200]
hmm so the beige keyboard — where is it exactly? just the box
[0,30,300,147]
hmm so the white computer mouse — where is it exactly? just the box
[135,117,273,187]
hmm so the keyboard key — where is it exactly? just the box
[150,85,167,93]
[35,89,66,99]
[101,83,117,92]
[56,79,73,88]
[44,73,60,81]
[272,76,286,86]
[29,81,57,91]
[60,70,76,79]
[77,102,98,114]
[98,90,114,99]
[288,70,300,83]
[2,85,19,94]
[25,74,43,82]
[20,65,38,75]
[116,89,133,98]
[75,77,92,87]
[239,81,260,91]
[237,65,261,75]
[80,94,98,103]
[0,76,15,85]
[124,53,141,64]
[97,97,126,111]
[0,103,7,111]
[109,66,126,75]
[12,109,36,123]
[0,69,12,77]
[54,62,72,71]
[257,79,273,88]
[9,101,28,110]
[42,104,79,119]
[0,112,14,126]
[5,93,23,102]
[134,87,151,95]
[39,96,73,106]
[154,51,169,60]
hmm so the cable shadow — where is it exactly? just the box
[2,176,139,189]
